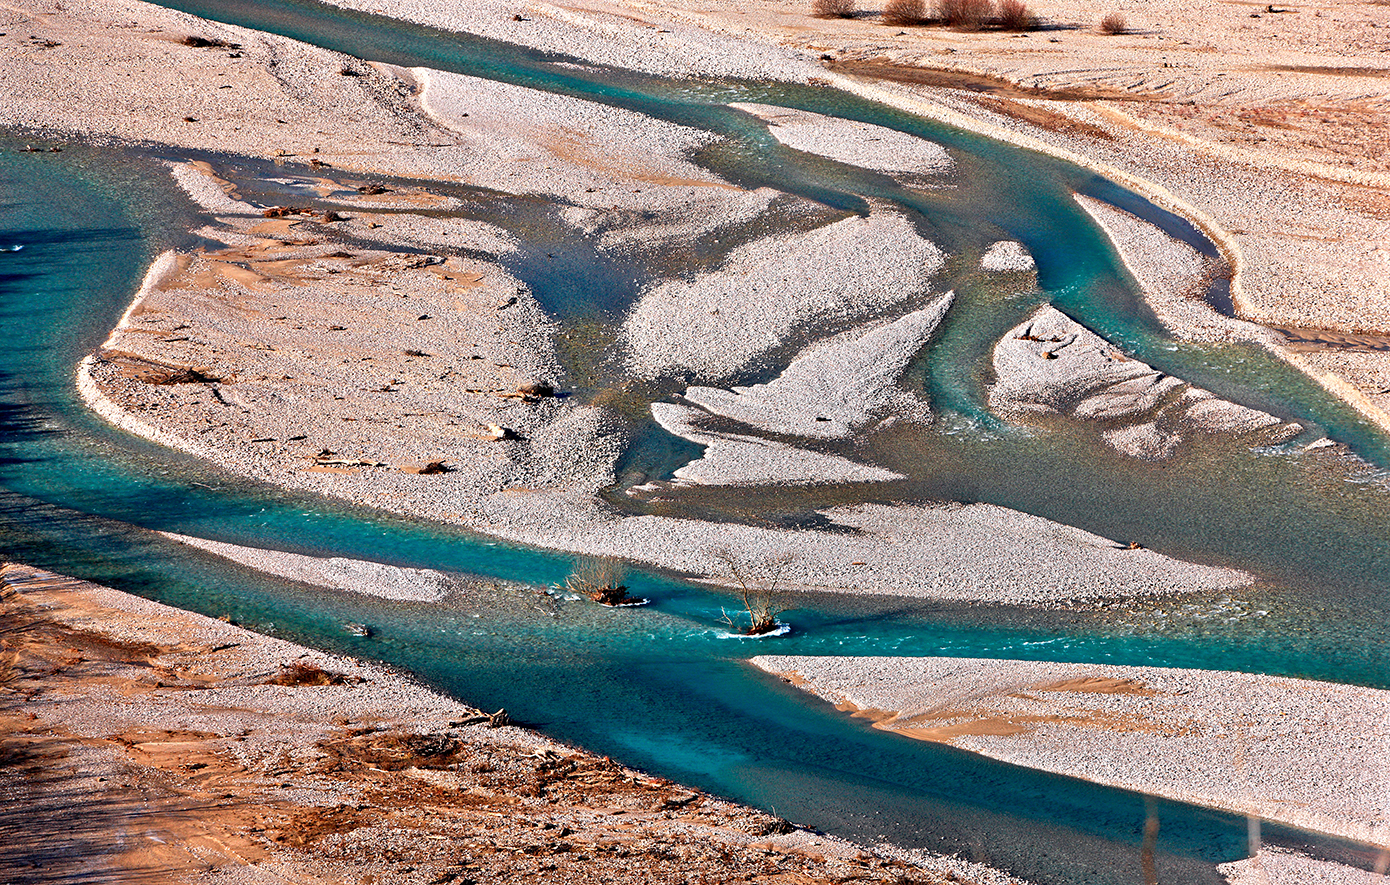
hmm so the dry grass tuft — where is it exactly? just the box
[1099,11,1127,33]
[883,0,927,25]
[936,0,994,30]
[997,0,1038,30]
[812,0,857,17]
[264,662,359,687]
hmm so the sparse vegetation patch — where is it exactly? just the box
[935,0,995,30]
[883,0,927,26]
[812,0,858,18]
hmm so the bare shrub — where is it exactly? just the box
[883,0,927,25]
[812,0,857,17]
[996,0,1038,30]
[936,0,993,30]
[264,662,358,686]
[710,548,792,636]
[566,555,637,606]
[1099,12,1127,33]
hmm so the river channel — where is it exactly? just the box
[1,1,1387,882]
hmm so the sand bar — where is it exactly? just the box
[752,654,1390,848]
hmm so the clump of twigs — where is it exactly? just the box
[996,0,1038,30]
[711,548,792,636]
[882,0,927,25]
[264,661,358,686]
[566,556,640,606]
[1098,12,1127,34]
[936,0,994,29]
[812,0,857,17]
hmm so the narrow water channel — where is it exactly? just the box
[1,1,1387,882]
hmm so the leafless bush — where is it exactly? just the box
[936,0,993,29]
[265,662,357,686]
[883,0,927,25]
[1099,12,1127,33]
[566,555,636,606]
[812,0,857,18]
[996,0,1038,30]
[710,548,792,636]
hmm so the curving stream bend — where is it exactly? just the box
[1,2,1388,883]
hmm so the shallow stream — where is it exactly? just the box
[0,1,1387,882]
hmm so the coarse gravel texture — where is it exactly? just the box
[980,240,1035,272]
[0,562,1004,885]
[320,0,824,83]
[472,498,1253,604]
[1219,847,1388,885]
[731,101,954,176]
[1073,194,1252,345]
[650,401,904,487]
[416,67,724,201]
[751,655,1390,848]
[990,306,1302,459]
[161,532,453,602]
[621,208,945,381]
[0,0,442,167]
[679,295,952,439]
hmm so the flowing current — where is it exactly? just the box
[1,1,1387,882]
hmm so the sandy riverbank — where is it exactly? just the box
[0,562,1015,884]
[565,0,1390,430]
[751,655,1390,853]
[4,0,1388,872]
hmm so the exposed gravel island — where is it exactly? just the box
[751,655,1390,852]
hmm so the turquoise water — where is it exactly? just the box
[1,2,1387,881]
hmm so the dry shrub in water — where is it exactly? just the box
[936,0,994,30]
[883,0,927,25]
[812,0,857,17]
[711,548,792,636]
[997,0,1038,30]
[1099,12,1127,33]
[566,555,636,606]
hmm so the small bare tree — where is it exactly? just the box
[566,555,637,606]
[883,0,927,25]
[710,548,793,636]
[812,0,857,18]
[1098,12,1127,33]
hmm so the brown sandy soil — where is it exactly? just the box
[0,563,976,885]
